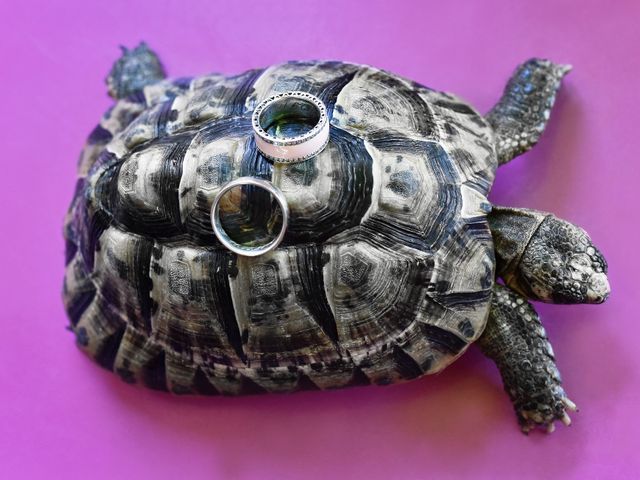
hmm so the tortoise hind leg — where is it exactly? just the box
[478,284,577,433]
[106,42,166,100]
[487,58,571,165]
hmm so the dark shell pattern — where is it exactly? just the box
[63,61,497,394]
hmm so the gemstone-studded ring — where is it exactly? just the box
[252,91,329,164]
[210,177,289,257]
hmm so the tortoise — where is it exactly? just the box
[63,43,610,433]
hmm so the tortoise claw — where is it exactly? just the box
[517,395,578,434]
[562,397,578,412]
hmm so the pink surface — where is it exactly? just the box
[1,1,638,478]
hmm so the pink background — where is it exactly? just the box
[1,1,638,478]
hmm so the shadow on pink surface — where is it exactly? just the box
[84,301,625,479]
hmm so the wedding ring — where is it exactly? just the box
[252,91,329,164]
[210,177,289,257]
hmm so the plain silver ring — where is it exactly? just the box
[210,177,289,257]
[252,91,329,164]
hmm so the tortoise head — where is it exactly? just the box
[518,216,610,304]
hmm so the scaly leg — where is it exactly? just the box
[478,284,577,433]
[106,42,166,100]
[486,58,571,165]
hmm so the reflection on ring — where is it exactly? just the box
[210,177,289,257]
[252,91,329,164]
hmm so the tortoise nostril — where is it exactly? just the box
[586,273,610,304]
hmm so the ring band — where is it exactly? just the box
[210,177,289,257]
[252,91,329,164]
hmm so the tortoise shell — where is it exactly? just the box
[63,61,497,394]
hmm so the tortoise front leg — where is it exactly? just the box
[486,58,570,165]
[479,284,577,433]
